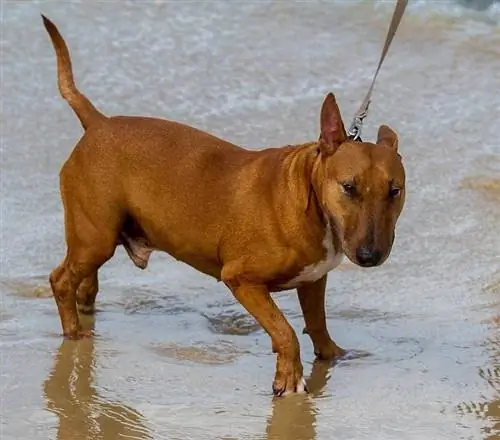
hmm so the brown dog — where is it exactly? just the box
[42,15,406,396]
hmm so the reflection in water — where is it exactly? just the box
[480,280,500,439]
[465,178,499,438]
[458,279,500,438]
[457,176,500,438]
[43,320,152,440]
[459,328,500,438]
[264,359,333,440]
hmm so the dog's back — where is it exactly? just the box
[61,112,262,276]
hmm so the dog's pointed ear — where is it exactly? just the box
[319,93,347,156]
[377,125,399,151]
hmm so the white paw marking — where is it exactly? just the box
[281,220,343,289]
[296,376,307,394]
[281,376,307,396]
[283,377,307,397]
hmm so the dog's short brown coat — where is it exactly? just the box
[42,15,406,396]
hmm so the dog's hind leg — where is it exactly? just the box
[76,272,99,315]
[50,178,121,338]
[50,237,116,339]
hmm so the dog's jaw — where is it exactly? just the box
[280,219,343,289]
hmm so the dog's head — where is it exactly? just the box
[312,93,406,268]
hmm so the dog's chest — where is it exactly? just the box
[280,225,343,289]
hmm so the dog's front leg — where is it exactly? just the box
[297,276,345,360]
[222,269,306,396]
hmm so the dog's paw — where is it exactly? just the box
[314,340,346,360]
[273,375,308,397]
[272,360,308,397]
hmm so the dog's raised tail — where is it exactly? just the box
[41,15,105,130]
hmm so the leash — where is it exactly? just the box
[347,0,408,141]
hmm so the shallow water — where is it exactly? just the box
[1,1,499,439]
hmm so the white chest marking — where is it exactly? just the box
[281,223,343,289]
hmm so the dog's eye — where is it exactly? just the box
[341,182,356,197]
[389,187,402,199]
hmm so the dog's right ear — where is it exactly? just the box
[318,93,347,156]
[377,125,399,151]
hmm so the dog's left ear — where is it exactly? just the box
[319,93,347,155]
[377,125,399,151]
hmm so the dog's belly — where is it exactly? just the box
[120,216,223,278]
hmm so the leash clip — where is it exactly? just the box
[347,116,363,141]
[347,105,369,142]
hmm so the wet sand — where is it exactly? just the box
[1,1,499,439]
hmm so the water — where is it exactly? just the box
[1,1,499,439]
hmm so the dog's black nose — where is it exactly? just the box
[356,247,382,267]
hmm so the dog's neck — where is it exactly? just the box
[280,143,340,251]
